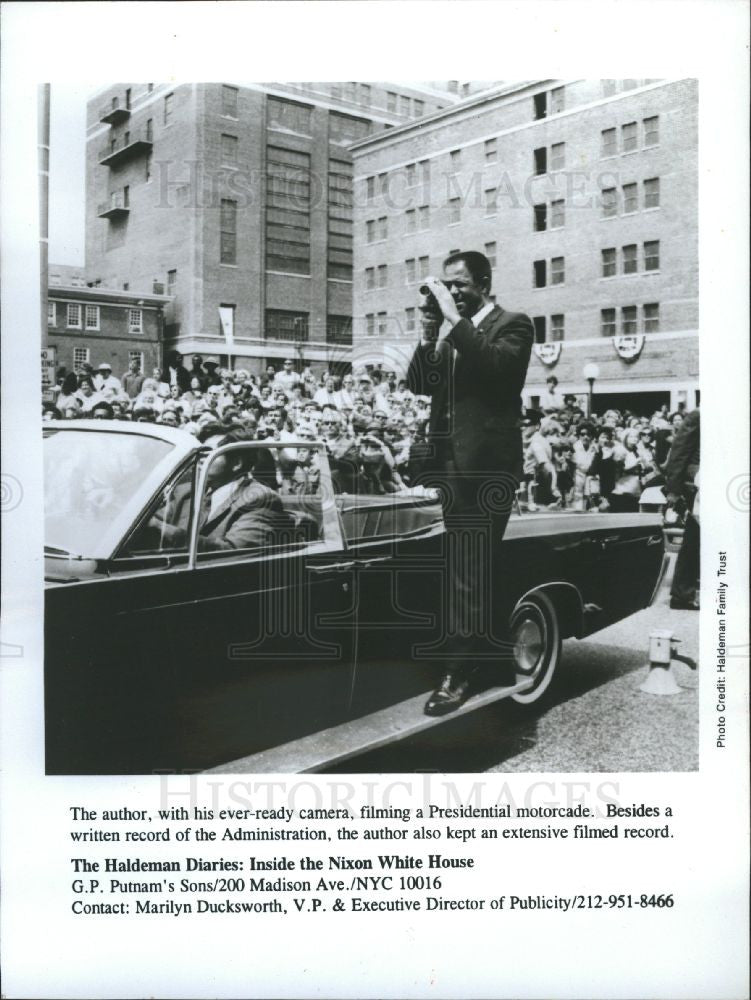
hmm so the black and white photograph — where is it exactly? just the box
[42,77,700,776]
[1,3,748,998]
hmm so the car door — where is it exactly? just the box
[94,442,355,774]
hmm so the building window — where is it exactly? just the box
[327,315,352,344]
[163,92,174,125]
[485,138,497,162]
[623,182,638,214]
[414,99,424,116]
[387,91,397,113]
[533,203,547,231]
[533,147,547,175]
[550,142,565,170]
[643,115,659,147]
[167,269,177,292]
[265,309,309,342]
[360,83,371,104]
[220,198,237,264]
[366,314,375,337]
[622,244,638,274]
[644,177,660,208]
[643,302,660,333]
[405,208,416,233]
[533,260,547,288]
[551,256,565,285]
[268,98,312,135]
[366,219,376,242]
[399,95,411,116]
[550,314,565,340]
[484,241,497,267]
[378,172,388,195]
[601,248,616,277]
[405,163,417,187]
[128,350,144,372]
[602,80,617,97]
[485,187,497,216]
[405,307,416,332]
[365,267,375,290]
[222,85,239,118]
[601,308,616,337]
[377,264,388,289]
[47,301,56,326]
[601,187,618,218]
[533,92,547,120]
[532,316,546,343]
[73,346,90,368]
[622,121,638,152]
[221,133,238,164]
[418,205,430,230]
[601,128,617,157]
[622,79,638,91]
[66,303,81,329]
[550,86,565,114]
[266,146,311,273]
[128,308,143,334]
[419,160,430,183]
[377,312,388,336]
[418,255,430,279]
[551,199,565,228]
[449,149,462,171]
[146,118,153,142]
[405,258,416,284]
[621,305,638,335]
[328,157,353,280]
[448,197,461,224]
[366,176,376,201]
[84,305,100,330]
[644,240,660,271]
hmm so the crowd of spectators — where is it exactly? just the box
[43,353,689,509]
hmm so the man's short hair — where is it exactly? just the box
[547,376,558,386]
[443,250,492,292]
[92,401,115,419]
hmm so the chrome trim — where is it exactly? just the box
[649,552,671,607]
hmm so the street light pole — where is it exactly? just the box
[582,362,600,419]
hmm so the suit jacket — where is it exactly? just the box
[664,409,700,497]
[161,364,192,393]
[406,305,533,477]
[198,477,297,552]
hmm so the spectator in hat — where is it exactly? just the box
[202,357,222,387]
[94,363,122,394]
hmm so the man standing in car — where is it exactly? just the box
[408,250,533,715]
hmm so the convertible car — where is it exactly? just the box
[44,421,667,774]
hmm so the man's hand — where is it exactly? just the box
[421,276,461,331]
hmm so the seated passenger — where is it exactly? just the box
[151,425,297,552]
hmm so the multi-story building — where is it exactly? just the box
[351,79,699,414]
[85,81,457,376]
[46,269,169,383]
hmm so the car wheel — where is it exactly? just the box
[508,592,561,705]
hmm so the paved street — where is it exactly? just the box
[325,555,699,773]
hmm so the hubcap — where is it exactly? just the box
[513,617,544,675]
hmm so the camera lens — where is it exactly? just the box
[419,284,430,296]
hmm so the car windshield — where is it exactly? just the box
[44,429,173,556]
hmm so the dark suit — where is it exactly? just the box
[198,477,297,552]
[407,305,534,666]
[665,409,700,603]
[161,364,192,393]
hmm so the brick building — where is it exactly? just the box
[351,79,699,414]
[46,272,169,382]
[85,81,458,376]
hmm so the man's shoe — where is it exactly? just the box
[424,671,473,717]
[670,597,700,611]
